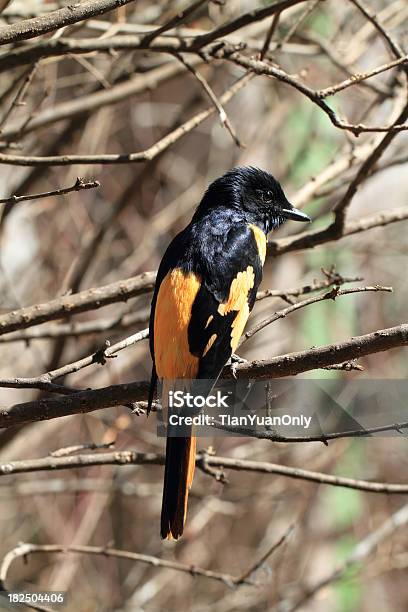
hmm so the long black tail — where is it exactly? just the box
[160,431,196,540]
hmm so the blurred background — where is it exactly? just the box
[0,0,407,610]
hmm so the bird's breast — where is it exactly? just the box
[154,268,201,379]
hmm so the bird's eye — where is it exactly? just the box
[263,190,272,202]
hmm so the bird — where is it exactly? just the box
[148,166,311,540]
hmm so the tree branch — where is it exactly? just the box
[0,177,99,206]
[0,542,246,591]
[2,450,408,495]
[0,73,251,165]
[0,0,137,46]
[0,324,406,428]
[279,502,408,611]
[241,285,392,345]
[0,272,156,336]
[230,323,408,379]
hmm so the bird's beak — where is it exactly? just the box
[281,205,311,223]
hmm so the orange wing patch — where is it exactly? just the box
[249,224,266,265]
[218,266,255,352]
[203,333,217,356]
[154,269,201,378]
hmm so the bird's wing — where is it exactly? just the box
[192,222,265,380]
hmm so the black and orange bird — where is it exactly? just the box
[148,166,310,540]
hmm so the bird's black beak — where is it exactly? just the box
[281,205,311,223]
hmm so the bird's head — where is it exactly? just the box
[197,166,311,233]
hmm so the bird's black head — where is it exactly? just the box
[196,166,310,233]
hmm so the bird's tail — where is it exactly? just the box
[161,432,196,540]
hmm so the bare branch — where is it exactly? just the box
[231,323,408,380]
[0,59,200,140]
[349,0,405,60]
[0,269,359,343]
[0,0,137,46]
[0,309,149,343]
[141,0,210,46]
[0,73,251,166]
[0,272,156,336]
[268,206,408,256]
[0,328,148,391]
[175,53,243,147]
[241,285,392,345]
[317,55,408,99]
[2,450,408,495]
[0,177,99,206]
[280,503,408,611]
[0,542,246,591]
[0,324,406,428]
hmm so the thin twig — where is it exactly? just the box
[0,328,149,390]
[234,524,295,584]
[0,177,99,206]
[175,52,244,146]
[0,542,247,590]
[0,73,252,165]
[141,0,210,46]
[241,285,392,345]
[279,503,408,611]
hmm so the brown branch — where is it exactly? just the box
[317,55,408,99]
[0,177,99,206]
[0,328,149,390]
[175,52,243,147]
[190,0,309,49]
[230,323,408,380]
[344,207,408,235]
[268,206,408,256]
[280,503,408,611]
[241,285,392,345]
[2,38,406,137]
[0,323,406,428]
[0,0,137,46]
[260,12,281,59]
[0,59,198,140]
[0,270,358,343]
[224,53,408,135]
[141,0,210,46]
[0,283,386,390]
[213,418,408,444]
[0,542,245,591]
[0,73,251,165]
[3,450,408,495]
[0,208,404,341]
[234,524,294,585]
[0,272,155,335]
[0,63,38,131]
[1,40,405,142]
[349,0,405,61]
[256,270,363,302]
[0,309,149,342]
[332,97,408,230]
[276,0,320,48]
[306,34,392,97]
